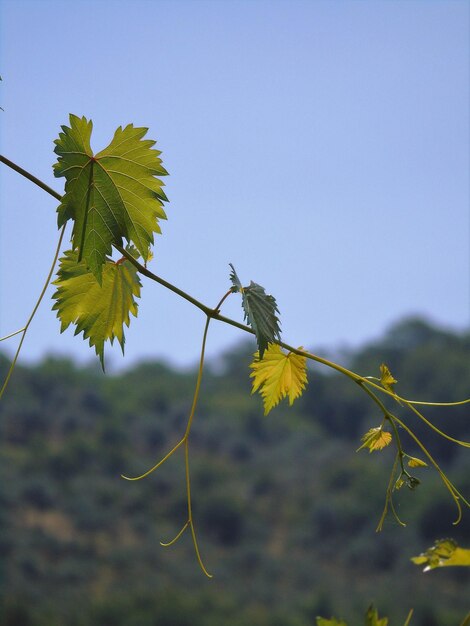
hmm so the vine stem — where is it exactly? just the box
[115,245,367,384]
[0,155,62,201]
[357,381,409,477]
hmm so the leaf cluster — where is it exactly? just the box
[52,115,168,366]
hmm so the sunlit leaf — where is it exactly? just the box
[357,427,392,453]
[394,477,405,490]
[52,249,141,368]
[411,538,470,571]
[407,456,428,468]
[54,114,168,282]
[380,363,397,393]
[250,343,307,415]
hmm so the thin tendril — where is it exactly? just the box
[0,225,66,401]
[402,400,470,448]
[402,398,470,407]
[121,438,185,481]
[392,414,469,522]
[160,521,189,547]
[121,310,216,577]
[403,609,414,626]
[377,453,403,532]
[185,438,213,578]
[0,328,26,342]
[363,376,470,408]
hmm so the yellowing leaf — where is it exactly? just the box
[411,539,470,571]
[357,427,392,453]
[407,456,428,468]
[250,344,307,415]
[394,477,405,490]
[380,363,397,393]
[52,250,141,368]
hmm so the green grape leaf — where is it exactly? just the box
[365,605,388,626]
[52,249,142,368]
[411,538,470,571]
[316,618,347,626]
[229,263,242,293]
[243,281,281,358]
[54,114,168,283]
[229,265,280,358]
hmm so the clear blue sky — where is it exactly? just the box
[1,0,469,369]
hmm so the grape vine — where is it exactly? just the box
[0,115,469,580]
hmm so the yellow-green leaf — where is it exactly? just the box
[411,539,470,571]
[407,456,428,468]
[54,115,168,283]
[365,605,388,626]
[357,427,392,453]
[394,477,405,490]
[52,249,141,368]
[250,344,307,415]
[380,363,397,393]
[316,618,347,626]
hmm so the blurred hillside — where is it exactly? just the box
[0,317,469,626]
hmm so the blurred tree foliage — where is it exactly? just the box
[0,317,469,626]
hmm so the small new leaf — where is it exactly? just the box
[250,344,307,415]
[380,363,397,393]
[229,263,242,293]
[411,539,470,571]
[52,250,141,368]
[357,427,392,453]
[365,605,388,626]
[54,114,168,283]
[407,456,428,468]
[394,477,405,490]
[316,618,347,626]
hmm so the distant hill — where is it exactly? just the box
[0,317,469,626]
